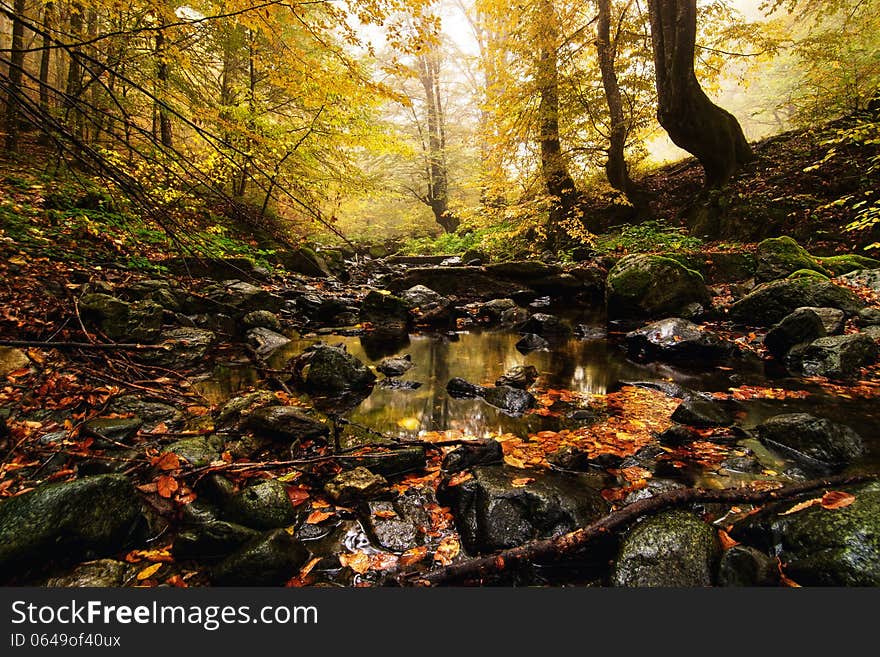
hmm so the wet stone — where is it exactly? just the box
[717,545,779,587]
[764,308,826,359]
[243,310,282,331]
[516,333,549,353]
[42,559,137,588]
[324,467,389,504]
[442,440,504,473]
[246,327,290,356]
[345,446,427,477]
[363,500,419,552]
[82,416,142,444]
[173,502,260,561]
[754,413,864,469]
[377,354,413,377]
[162,436,223,467]
[212,529,309,586]
[226,479,298,530]
[670,396,734,428]
[625,318,734,363]
[518,313,572,338]
[242,405,329,443]
[495,365,539,389]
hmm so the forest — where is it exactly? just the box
[0,0,878,588]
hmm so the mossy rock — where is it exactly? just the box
[755,236,827,282]
[606,254,711,320]
[788,268,830,281]
[729,278,864,326]
[818,254,880,276]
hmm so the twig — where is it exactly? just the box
[73,298,97,344]
[0,339,169,351]
[405,473,878,586]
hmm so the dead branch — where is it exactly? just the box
[0,340,169,351]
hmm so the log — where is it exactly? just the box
[0,339,169,351]
[406,473,876,586]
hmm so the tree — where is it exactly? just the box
[4,0,27,151]
[647,0,752,187]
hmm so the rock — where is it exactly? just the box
[277,247,332,278]
[108,396,182,428]
[389,267,524,300]
[82,416,142,444]
[363,501,419,552]
[79,293,164,342]
[787,268,829,281]
[377,354,413,377]
[378,378,422,390]
[518,313,572,338]
[857,307,880,327]
[324,467,389,504]
[625,318,735,363]
[243,310,281,331]
[729,278,864,326]
[837,268,880,293]
[442,440,504,473]
[516,333,550,353]
[163,257,267,282]
[546,445,616,471]
[212,529,309,586]
[0,347,28,376]
[172,502,260,560]
[731,481,880,586]
[574,325,607,340]
[119,279,181,311]
[606,254,711,320]
[495,365,539,389]
[137,327,215,368]
[360,290,411,329]
[440,465,609,554]
[399,285,445,309]
[184,280,283,317]
[754,413,864,469]
[818,254,880,276]
[754,236,826,282]
[216,390,277,427]
[657,424,701,446]
[864,325,880,340]
[798,306,846,335]
[226,479,298,530]
[446,377,481,398]
[622,479,686,504]
[162,436,223,467]
[670,396,734,428]
[481,385,536,415]
[246,327,290,356]
[764,308,827,359]
[612,510,720,587]
[485,260,559,282]
[43,559,137,587]
[291,342,376,393]
[345,446,427,477]
[242,406,329,442]
[717,545,778,586]
[0,475,142,576]
[475,298,519,324]
[786,332,878,380]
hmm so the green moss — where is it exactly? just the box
[818,254,880,276]
[788,268,831,280]
[756,236,828,282]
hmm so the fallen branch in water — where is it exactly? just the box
[404,473,878,586]
[0,339,169,351]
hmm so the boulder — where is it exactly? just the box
[277,247,332,278]
[324,467,389,504]
[0,475,142,575]
[671,396,734,428]
[246,327,290,356]
[440,465,609,553]
[480,385,536,416]
[212,529,309,586]
[754,413,864,469]
[291,342,376,393]
[108,396,183,428]
[606,254,711,320]
[217,390,277,427]
[172,502,260,560]
[857,307,880,327]
[162,436,223,467]
[359,290,411,329]
[836,268,880,293]
[43,559,138,587]
[389,267,523,300]
[763,308,826,359]
[754,236,825,282]
[729,278,864,326]
[78,293,163,343]
[226,479,298,530]
[82,416,142,444]
[399,285,445,309]
[731,481,880,586]
[612,510,720,587]
[0,347,28,376]
[786,333,878,380]
[495,365,539,389]
[119,279,181,311]
[625,318,734,363]
[141,327,215,367]
[362,500,419,552]
[441,440,504,473]
[515,333,550,353]
[818,254,880,276]
[242,310,281,331]
[377,354,413,377]
[796,306,845,335]
[195,280,284,316]
[518,313,572,338]
[242,405,329,442]
[717,545,779,586]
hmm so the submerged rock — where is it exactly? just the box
[291,342,376,393]
[612,510,720,587]
[495,365,539,389]
[754,413,864,469]
[0,475,142,576]
[377,354,413,377]
[212,529,309,586]
[625,318,734,363]
[606,254,711,320]
[515,333,550,353]
[246,327,290,356]
[440,465,609,554]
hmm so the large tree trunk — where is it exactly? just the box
[647,0,752,187]
[537,0,579,241]
[4,0,28,152]
[64,4,85,144]
[417,49,458,233]
[596,0,636,199]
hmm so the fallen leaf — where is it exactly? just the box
[397,417,420,431]
[503,455,526,469]
[306,510,334,524]
[149,422,168,434]
[339,552,371,574]
[374,509,398,519]
[370,553,399,571]
[399,546,429,567]
[718,529,739,550]
[434,536,460,566]
[153,452,180,471]
[511,477,534,487]
[820,490,856,509]
[446,471,473,487]
[137,563,163,580]
[157,475,178,498]
[780,498,821,515]
[165,575,188,587]
[286,486,310,506]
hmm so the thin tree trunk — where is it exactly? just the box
[647,0,752,187]
[5,0,28,151]
[537,0,579,244]
[155,21,173,148]
[597,0,636,198]
[39,3,53,114]
[65,4,85,145]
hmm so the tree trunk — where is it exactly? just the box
[537,0,579,242]
[647,0,752,187]
[155,22,173,148]
[596,0,636,198]
[39,3,53,114]
[64,4,85,144]
[4,0,28,152]
[417,49,458,233]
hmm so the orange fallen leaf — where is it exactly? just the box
[286,486,310,506]
[446,471,473,487]
[399,546,429,567]
[339,552,371,574]
[370,553,399,571]
[149,422,168,434]
[153,452,180,471]
[434,536,460,566]
[374,509,398,519]
[157,475,178,498]
[165,574,188,587]
[125,548,174,564]
[186,405,210,417]
[503,455,526,469]
[137,563,163,580]
[306,510,334,524]
[718,529,739,550]
[780,498,821,516]
[511,477,535,487]
[820,491,856,510]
